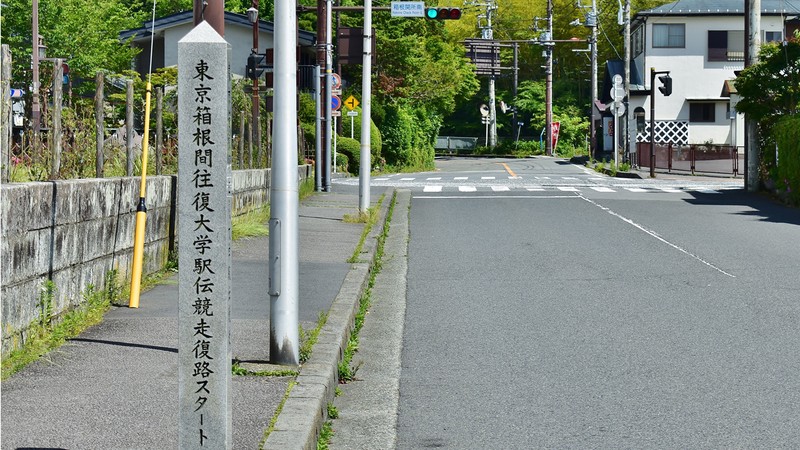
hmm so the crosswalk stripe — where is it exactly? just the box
[423,186,443,192]
[459,186,477,192]
[625,188,648,192]
[557,187,579,192]
[454,177,468,180]
[525,186,545,191]
[491,186,510,192]
[591,187,615,192]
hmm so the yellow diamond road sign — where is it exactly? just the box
[344,95,360,111]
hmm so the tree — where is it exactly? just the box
[734,39,800,126]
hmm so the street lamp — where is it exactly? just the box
[247,3,261,167]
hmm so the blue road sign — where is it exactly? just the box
[332,95,342,111]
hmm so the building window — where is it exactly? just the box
[690,103,716,122]
[633,26,644,57]
[653,24,685,48]
[634,107,646,132]
[708,30,744,61]
[764,31,783,43]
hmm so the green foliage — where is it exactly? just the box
[514,80,590,153]
[299,312,328,364]
[2,271,117,380]
[380,103,436,170]
[772,115,800,205]
[340,108,383,158]
[336,137,361,175]
[734,40,800,126]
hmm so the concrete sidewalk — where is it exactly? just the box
[1,184,390,450]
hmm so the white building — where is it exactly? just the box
[119,11,317,86]
[606,0,800,152]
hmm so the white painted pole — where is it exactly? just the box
[359,0,372,213]
[270,0,300,365]
[314,65,322,191]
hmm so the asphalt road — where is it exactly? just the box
[337,157,800,448]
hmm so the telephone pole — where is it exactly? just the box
[744,0,761,192]
[468,0,498,147]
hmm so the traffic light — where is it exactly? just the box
[425,7,461,20]
[658,74,672,96]
[246,54,265,80]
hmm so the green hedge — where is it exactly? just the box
[773,115,800,205]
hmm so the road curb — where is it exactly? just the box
[263,189,395,450]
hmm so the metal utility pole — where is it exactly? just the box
[590,0,598,158]
[359,0,372,213]
[623,0,631,161]
[314,65,322,191]
[546,0,553,156]
[469,0,498,147]
[249,1,262,167]
[325,0,333,191]
[744,0,761,192]
[316,0,329,191]
[32,0,41,135]
[270,0,300,366]
[2,45,11,182]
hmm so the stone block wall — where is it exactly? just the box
[1,165,311,354]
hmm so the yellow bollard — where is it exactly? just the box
[129,81,153,308]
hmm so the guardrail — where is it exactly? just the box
[633,143,742,176]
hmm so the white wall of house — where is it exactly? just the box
[163,23,275,78]
[629,14,787,147]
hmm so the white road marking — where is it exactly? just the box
[659,188,683,193]
[400,177,415,181]
[374,178,390,181]
[458,186,477,192]
[491,186,510,192]
[454,177,468,181]
[625,188,648,193]
[557,187,580,192]
[579,195,735,278]
[481,176,496,180]
[591,187,615,192]
[562,177,579,180]
[525,186,545,191]
[426,177,442,181]
[695,189,721,194]
[423,186,443,192]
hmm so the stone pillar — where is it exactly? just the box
[177,21,231,449]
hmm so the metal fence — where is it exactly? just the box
[633,142,742,176]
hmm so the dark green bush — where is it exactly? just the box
[336,137,361,175]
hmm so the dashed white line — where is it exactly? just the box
[400,177,415,181]
[591,187,615,192]
[481,176,496,180]
[458,186,477,192]
[658,188,683,193]
[525,186,545,191]
[426,177,442,181]
[625,188,648,193]
[491,186,510,192]
[579,195,735,278]
[557,187,580,192]
[423,186,443,193]
[454,177,468,181]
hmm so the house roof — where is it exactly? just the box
[119,10,316,46]
[637,0,800,17]
[600,59,645,103]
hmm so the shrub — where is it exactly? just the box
[336,137,361,175]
